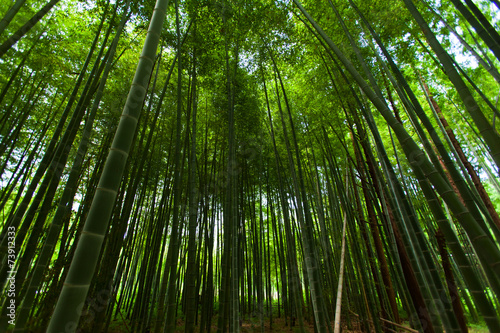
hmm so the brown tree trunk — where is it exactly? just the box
[360,131,435,333]
[437,155,466,206]
[436,228,468,333]
[385,198,436,333]
[423,82,500,230]
[352,132,401,326]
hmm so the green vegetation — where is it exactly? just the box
[0,0,499,332]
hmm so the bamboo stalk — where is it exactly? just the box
[334,172,349,333]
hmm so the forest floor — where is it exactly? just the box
[168,317,366,332]
[170,317,402,332]
[172,317,490,333]
[107,316,368,332]
[106,316,489,332]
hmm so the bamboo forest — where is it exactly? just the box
[2,0,500,332]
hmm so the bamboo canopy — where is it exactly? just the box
[0,0,499,332]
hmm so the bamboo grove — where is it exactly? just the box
[0,0,499,332]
